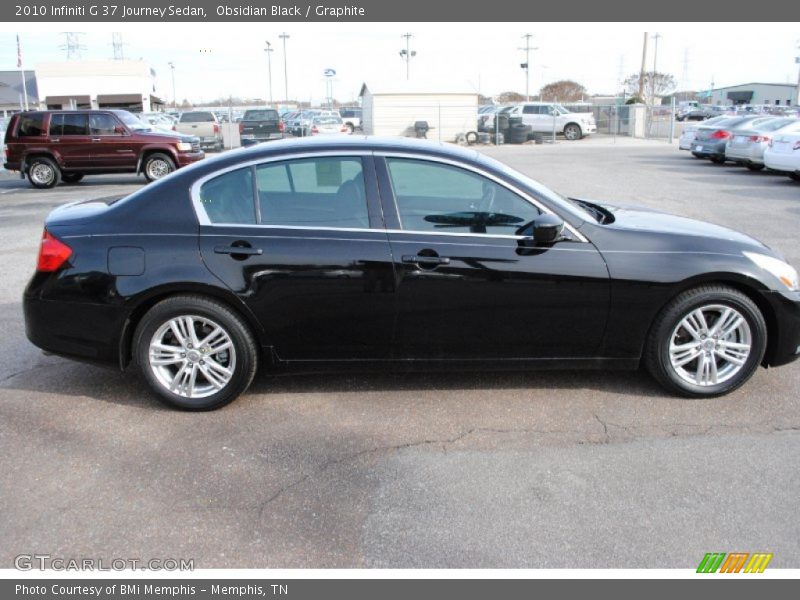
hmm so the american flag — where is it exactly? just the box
[16,34,22,68]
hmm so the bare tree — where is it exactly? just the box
[539,80,587,102]
[623,71,677,101]
[496,91,526,103]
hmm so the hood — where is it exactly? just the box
[577,198,768,250]
[135,129,197,143]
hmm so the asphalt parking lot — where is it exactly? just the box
[1,137,799,569]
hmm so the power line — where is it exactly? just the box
[111,32,127,60]
[60,32,86,60]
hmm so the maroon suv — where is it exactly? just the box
[3,109,205,189]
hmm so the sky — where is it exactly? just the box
[1,22,798,105]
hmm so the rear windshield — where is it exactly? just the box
[180,112,216,123]
[16,113,46,136]
[243,110,279,121]
[315,117,342,125]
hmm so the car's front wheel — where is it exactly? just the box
[134,295,258,410]
[563,123,582,141]
[143,153,176,182]
[644,285,766,397]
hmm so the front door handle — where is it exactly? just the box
[401,254,450,266]
[91,138,101,142]
[214,245,263,256]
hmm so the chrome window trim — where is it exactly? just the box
[189,148,589,243]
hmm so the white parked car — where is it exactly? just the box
[764,129,800,182]
[725,118,799,170]
[309,116,349,136]
[508,102,597,140]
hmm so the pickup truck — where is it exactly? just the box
[238,109,284,143]
[508,102,597,140]
[339,107,362,133]
[175,111,223,151]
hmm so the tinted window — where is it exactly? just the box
[199,168,256,224]
[243,110,279,121]
[386,158,540,236]
[49,113,89,136]
[256,157,368,228]
[181,112,215,123]
[16,113,46,136]
[89,113,122,135]
[522,105,540,114]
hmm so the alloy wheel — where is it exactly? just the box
[30,163,55,186]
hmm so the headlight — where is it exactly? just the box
[176,142,193,152]
[744,251,799,291]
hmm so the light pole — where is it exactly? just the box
[279,33,290,103]
[264,41,273,106]
[519,33,537,102]
[168,61,176,109]
[400,33,416,80]
[795,40,800,106]
[651,32,662,104]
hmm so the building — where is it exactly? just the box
[706,83,796,106]
[0,70,38,116]
[359,83,478,142]
[35,60,164,112]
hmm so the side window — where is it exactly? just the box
[17,113,45,136]
[256,157,368,228]
[385,158,540,236]
[522,105,538,114]
[89,114,122,135]
[199,168,256,225]
[50,113,89,136]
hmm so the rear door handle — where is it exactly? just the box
[214,245,263,256]
[402,254,450,265]
[91,138,101,142]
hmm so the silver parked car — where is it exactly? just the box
[678,116,731,150]
[725,118,800,170]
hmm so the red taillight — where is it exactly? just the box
[213,123,219,134]
[278,121,285,132]
[711,130,730,139]
[311,126,319,134]
[171,125,176,131]
[37,230,72,272]
[749,135,769,143]
[238,122,244,134]
[341,126,348,132]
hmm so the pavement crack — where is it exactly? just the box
[0,363,51,385]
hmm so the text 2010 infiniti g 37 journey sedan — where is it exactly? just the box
[24,137,800,409]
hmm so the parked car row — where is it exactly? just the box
[478,102,597,141]
[680,115,800,182]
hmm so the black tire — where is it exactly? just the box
[745,163,765,171]
[465,131,479,145]
[643,285,767,398]
[61,173,84,184]
[133,295,259,410]
[345,122,355,134]
[142,153,176,182]
[789,172,800,182]
[710,155,726,164]
[26,156,61,189]
[563,123,582,141]
[691,153,704,159]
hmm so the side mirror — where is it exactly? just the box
[114,125,127,135]
[517,213,565,245]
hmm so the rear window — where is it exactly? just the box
[16,113,46,136]
[180,112,216,123]
[243,110,279,121]
[315,117,343,125]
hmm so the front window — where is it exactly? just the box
[385,158,540,236]
[89,113,123,135]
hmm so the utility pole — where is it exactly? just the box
[279,32,290,103]
[795,40,800,106]
[168,61,176,109]
[519,33,537,101]
[638,32,648,101]
[264,41,273,106]
[400,33,416,80]
[651,32,662,104]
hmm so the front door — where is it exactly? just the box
[88,113,138,169]
[376,156,609,359]
[197,154,397,360]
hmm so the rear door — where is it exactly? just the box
[47,113,93,169]
[375,155,609,360]
[197,152,397,360]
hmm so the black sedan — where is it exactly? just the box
[24,137,800,409]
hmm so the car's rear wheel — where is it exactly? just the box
[644,286,766,397]
[710,155,726,164]
[134,295,258,410]
[143,153,176,182]
[27,156,61,189]
[563,123,582,141]
[789,172,800,182]
[345,122,354,134]
[746,163,765,171]
[62,173,84,184]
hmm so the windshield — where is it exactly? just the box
[115,110,150,130]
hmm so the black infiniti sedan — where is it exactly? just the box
[24,137,800,410]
